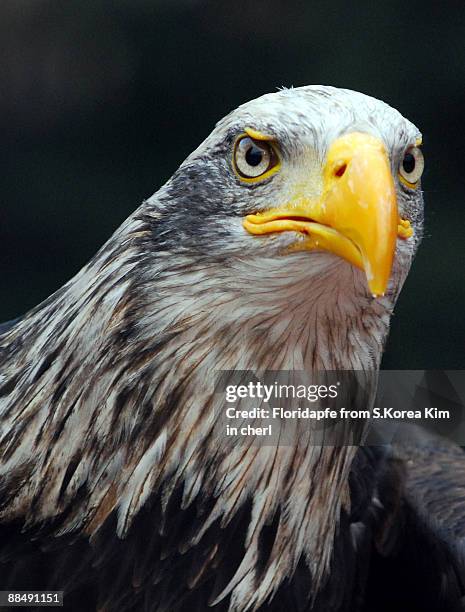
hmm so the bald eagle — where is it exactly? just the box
[0,86,463,612]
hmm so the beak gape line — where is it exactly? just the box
[243,132,413,297]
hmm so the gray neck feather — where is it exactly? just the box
[0,206,395,609]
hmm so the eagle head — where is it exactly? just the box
[157,85,423,299]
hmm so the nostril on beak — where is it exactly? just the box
[334,163,347,178]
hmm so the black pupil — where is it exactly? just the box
[245,144,264,167]
[402,152,416,174]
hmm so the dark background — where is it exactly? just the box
[1,0,464,368]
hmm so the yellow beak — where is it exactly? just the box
[243,132,413,297]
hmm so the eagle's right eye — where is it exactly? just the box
[399,145,424,187]
[233,135,279,181]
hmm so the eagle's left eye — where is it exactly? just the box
[399,146,424,186]
[233,136,278,181]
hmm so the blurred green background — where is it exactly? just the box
[1,0,464,368]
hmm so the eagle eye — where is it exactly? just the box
[233,135,279,181]
[399,146,424,186]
